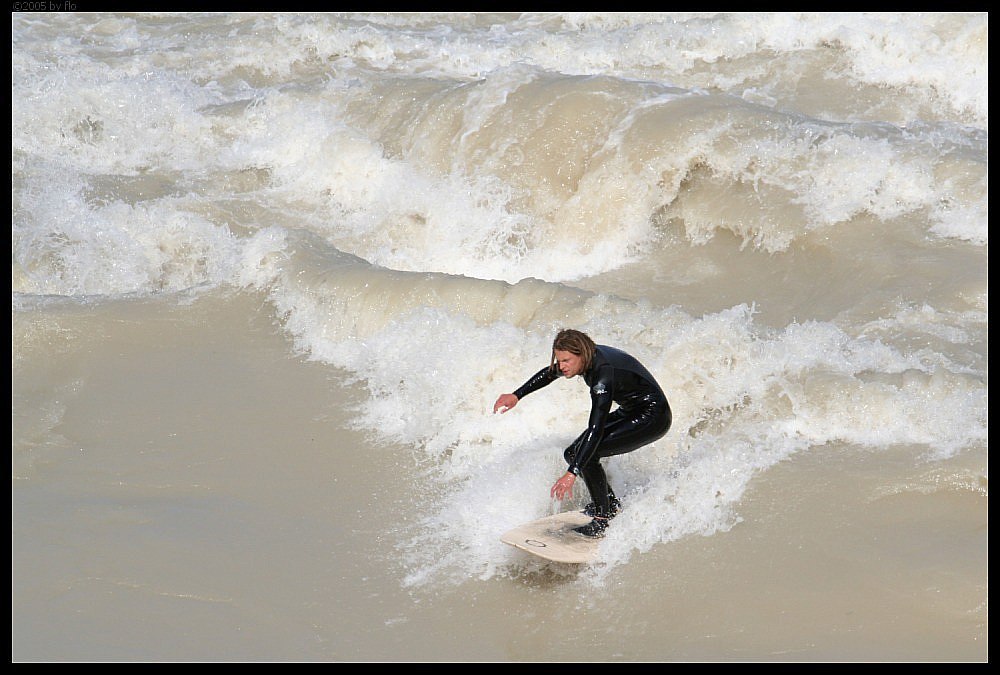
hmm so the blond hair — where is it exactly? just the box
[550,329,597,372]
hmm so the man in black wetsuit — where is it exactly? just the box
[493,329,672,537]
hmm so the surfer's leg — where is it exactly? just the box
[594,399,672,459]
[576,402,671,524]
[573,463,614,538]
[583,487,621,517]
[580,460,612,515]
[565,430,620,516]
[564,408,629,467]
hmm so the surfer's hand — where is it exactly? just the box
[493,393,518,414]
[550,472,576,501]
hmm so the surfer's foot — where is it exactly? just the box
[573,516,609,538]
[583,496,621,519]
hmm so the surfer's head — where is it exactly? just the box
[550,329,596,378]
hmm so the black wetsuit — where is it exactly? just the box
[513,345,672,517]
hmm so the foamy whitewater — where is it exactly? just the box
[12,12,987,661]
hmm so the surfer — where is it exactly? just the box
[493,329,671,537]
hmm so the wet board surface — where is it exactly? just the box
[500,510,599,564]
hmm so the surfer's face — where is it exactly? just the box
[554,350,584,378]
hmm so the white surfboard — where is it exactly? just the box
[500,510,599,564]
